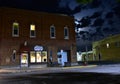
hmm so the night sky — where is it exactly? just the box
[0,0,120,52]
[0,0,60,12]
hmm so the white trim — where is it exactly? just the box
[30,24,36,38]
[50,25,56,39]
[64,26,69,39]
[12,22,19,37]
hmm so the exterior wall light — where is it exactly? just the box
[106,43,110,48]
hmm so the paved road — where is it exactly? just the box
[0,65,96,76]
[0,65,120,84]
[0,64,120,77]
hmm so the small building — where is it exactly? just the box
[0,7,77,67]
[92,34,120,62]
[81,51,94,61]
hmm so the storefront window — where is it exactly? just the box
[30,51,47,63]
[30,52,36,63]
[41,51,47,62]
[36,52,41,62]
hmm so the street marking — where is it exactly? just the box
[62,65,97,69]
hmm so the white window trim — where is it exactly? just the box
[12,22,19,37]
[64,27,69,39]
[30,24,36,38]
[50,25,56,39]
[12,50,16,61]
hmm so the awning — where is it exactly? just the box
[19,44,30,53]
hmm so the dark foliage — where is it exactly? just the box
[90,0,101,8]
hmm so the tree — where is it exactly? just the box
[76,0,93,4]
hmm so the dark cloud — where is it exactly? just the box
[105,12,114,19]
[113,5,120,17]
[92,18,104,27]
[79,16,91,27]
[90,12,102,19]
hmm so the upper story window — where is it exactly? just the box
[30,24,36,38]
[64,27,69,39]
[50,25,56,39]
[115,42,120,47]
[12,22,19,37]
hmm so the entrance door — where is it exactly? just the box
[57,51,68,66]
[21,53,28,67]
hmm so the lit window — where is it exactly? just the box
[50,25,56,38]
[30,24,36,37]
[64,27,69,39]
[30,51,47,63]
[30,51,36,63]
[106,43,110,48]
[12,22,19,37]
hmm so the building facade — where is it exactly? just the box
[93,34,120,62]
[0,7,77,67]
[80,51,94,61]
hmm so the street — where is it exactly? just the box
[0,64,120,84]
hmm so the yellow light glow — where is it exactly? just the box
[106,43,110,48]
[13,22,19,26]
[30,25,35,30]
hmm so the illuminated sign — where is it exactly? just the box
[34,45,43,51]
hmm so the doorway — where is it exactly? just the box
[21,53,28,67]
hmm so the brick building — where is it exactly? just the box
[0,7,77,67]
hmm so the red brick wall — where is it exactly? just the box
[0,7,76,66]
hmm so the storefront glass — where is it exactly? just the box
[30,52,36,63]
[30,51,47,63]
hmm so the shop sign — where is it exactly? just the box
[34,45,43,51]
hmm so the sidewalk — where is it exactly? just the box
[0,65,47,73]
[0,65,97,74]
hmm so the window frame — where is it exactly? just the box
[12,22,19,37]
[30,24,36,38]
[12,50,16,61]
[115,42,120,47]
[64,26,69,39]
[50,25,56,39]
